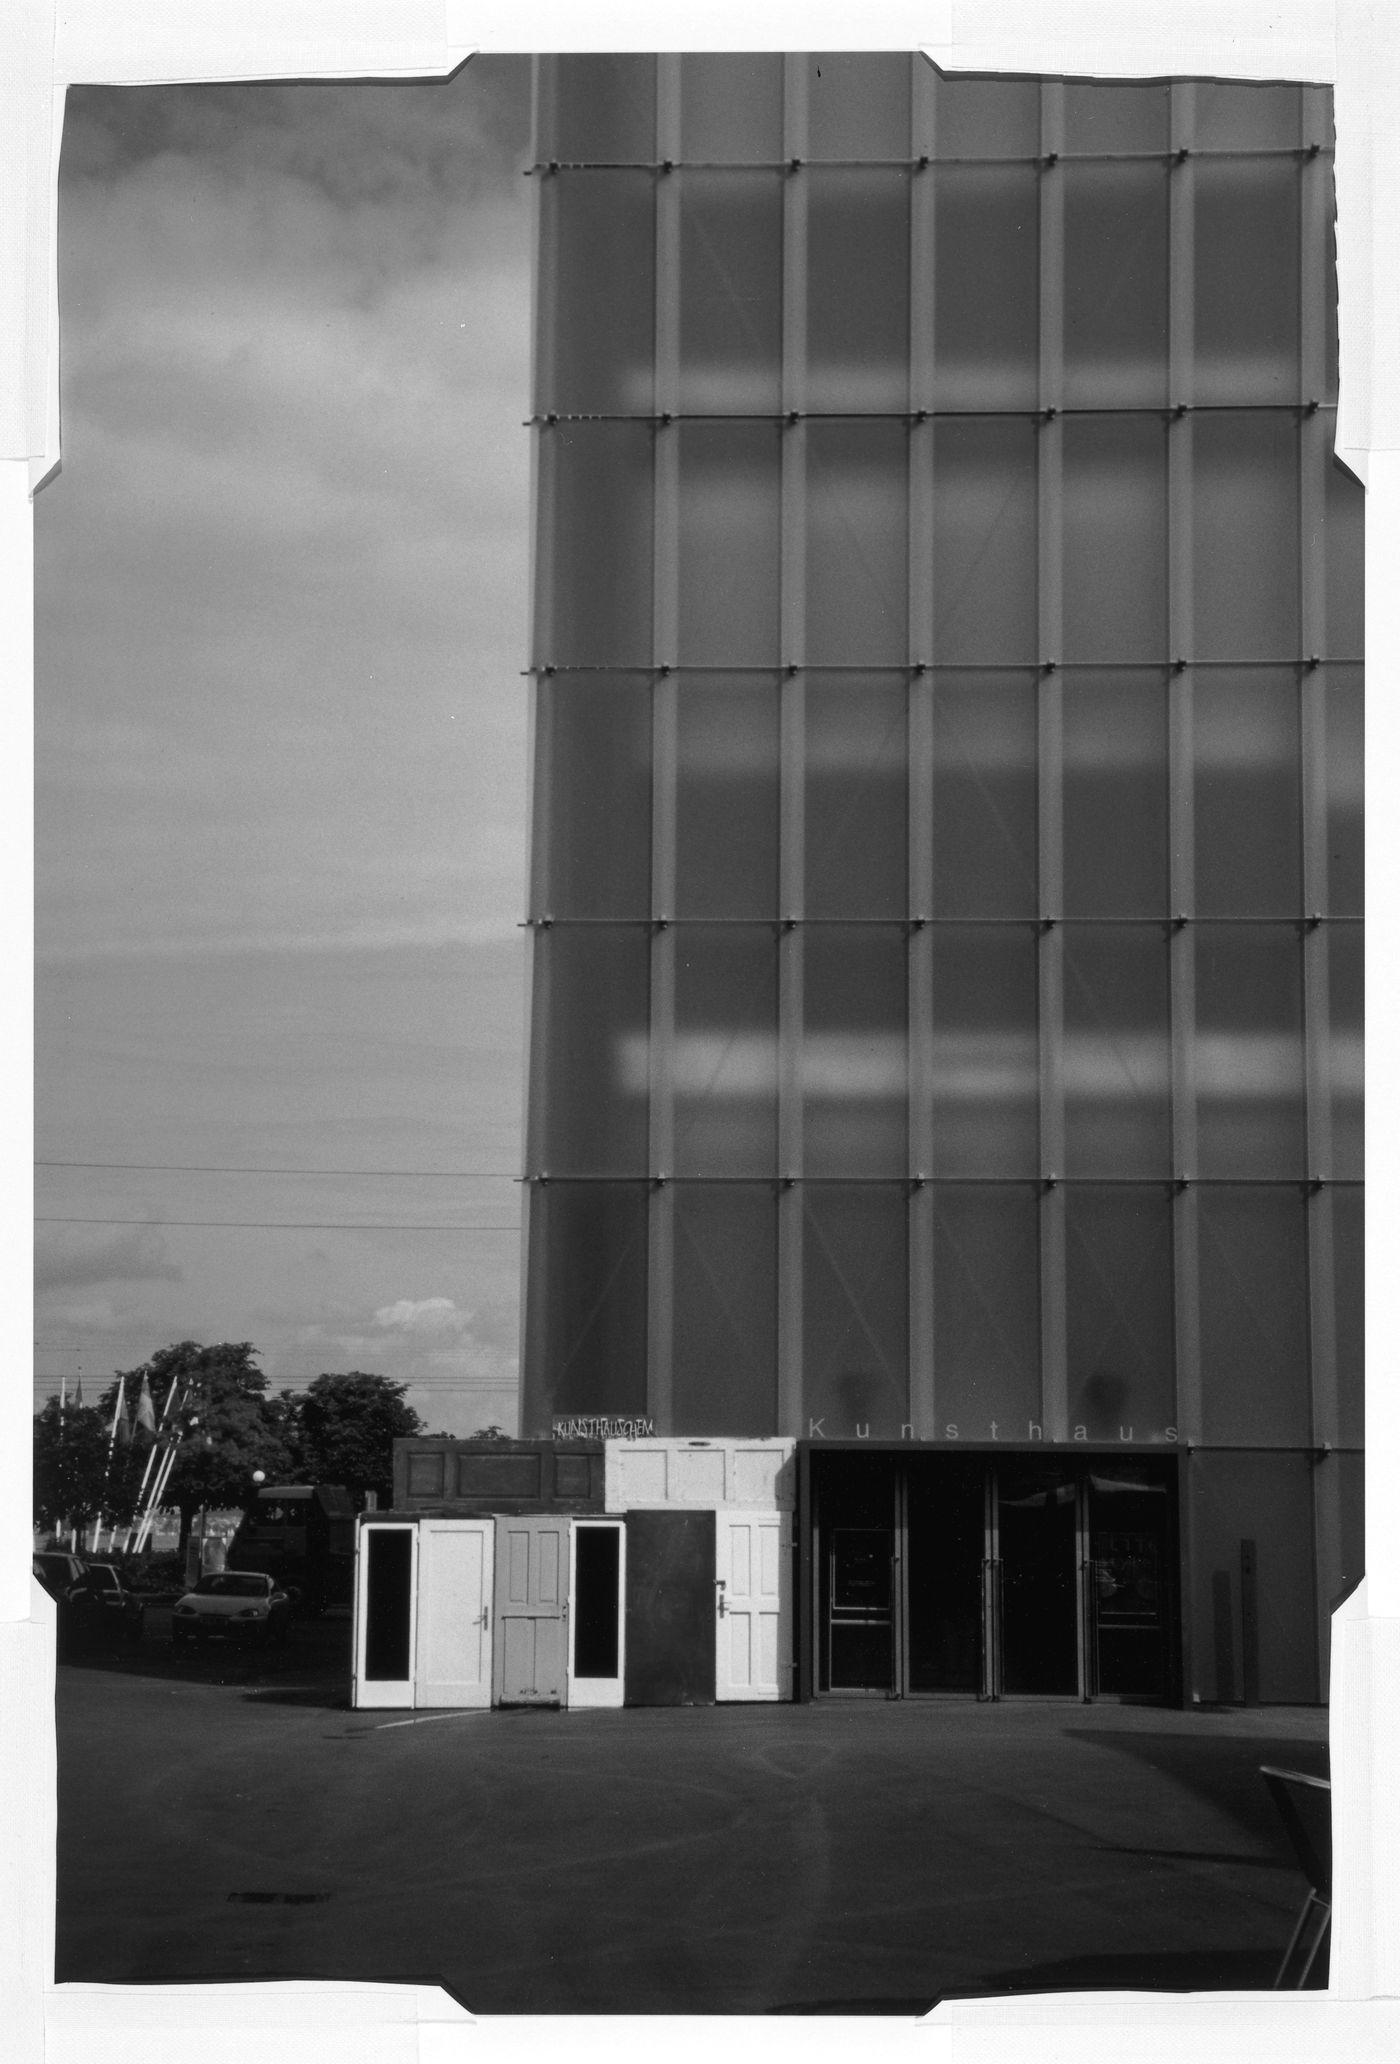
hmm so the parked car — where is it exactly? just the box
[32,1550,86,1606]
[171,1569,292,1647]
[33,1551,143,1652]
[74,1561,145,1644]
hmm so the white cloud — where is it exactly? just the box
[373,1296,471,1336]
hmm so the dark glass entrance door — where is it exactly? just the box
[829,1528,894,1689]
[996,1465,1080,1695]
[1086,1468,1171,1697]
[905,1459,984,1693]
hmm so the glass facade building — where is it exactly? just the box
[521,55,1363,1702]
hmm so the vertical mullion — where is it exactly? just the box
[777,55,809,1439]
[647,59,681,1433]
[1299,82,1339,1688]
[908,62,937,1441]
[1037,83,1067,1445]
[1169,84,1203,1461]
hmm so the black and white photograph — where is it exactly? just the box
[11,8,1400,2059]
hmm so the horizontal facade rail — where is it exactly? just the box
[526,148,1335,172]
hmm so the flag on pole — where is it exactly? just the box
[135,1373,157,1438]
[110,1375,131,1448]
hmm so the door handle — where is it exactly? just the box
[716,1579,727,1618]
[480,1606,489,1631]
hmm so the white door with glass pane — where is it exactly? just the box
[414,1519,493,1708]
[715,1511,790,1701]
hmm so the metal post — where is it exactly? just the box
[908,61,938,1440]
[776,55,810,1439]
[647,56,682,1435]
[1037,82,1068,1445]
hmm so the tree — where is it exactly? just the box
[285,1372,423,1509]
[33,1398,140,1537]
[101,1341,294,1554]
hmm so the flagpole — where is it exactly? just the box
[134,1388,184,1554]
[135,1434,182,1555]
[92,1373,129,1553]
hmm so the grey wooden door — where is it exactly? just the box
[492,1514,568,1706]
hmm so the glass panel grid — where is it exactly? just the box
[524,57,1360,1474]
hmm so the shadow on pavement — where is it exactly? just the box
[950,1943,1319,1994]
[58,1605,352,1708]
[1064,1728,1330,1856]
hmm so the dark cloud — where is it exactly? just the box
[36,1227,183,1290]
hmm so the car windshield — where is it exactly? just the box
[192,1574,269,1598]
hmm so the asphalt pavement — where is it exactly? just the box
[53,1606,1330,2014]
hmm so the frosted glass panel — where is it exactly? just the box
[928,925,1039,1176]
[1187,1453,1318,1704]
[928,69,1040,159]
[807,169,910,414]
[680,54,784,161]
[1065,1187,1176,1439]
[537,54,657,162]
[929,672,1038,918]
[1195,925,1306,1176]
[530,926,650,1177]
[677,422,782,665]
[1329,923,1363,1180]
[1193,415,1298,660]
[1062,671,1168,917]
[1325,665,1363,915]
[806,52,911,160]
[931,421,1038,663]
[803,926,908,1177]
[1063,81,1170,153]
[806,421,909,665]
[535,675,651,919]
[1199,1187,1310,1445]
[538,422,654,667]
[1326,457,1365,657]
[931,167,1039,410]
[1195,160,1300,404]
[538,172,655,416]
[673,927,778,1177]
[1195,82,1301,152]
[675,674,779,918]
[524,1182,648,1424]
[805,674,908,919]
[1064,164,1168,409]
[802,1184,909,1438]
[1063,925,1172,1176]
[1194,669,1301,916]
[931,1185,1040,1437]
[1063,418,1168,661]
[677,171,783,415]
[1333,1185,1364,1449]
[673,1185,777,1436]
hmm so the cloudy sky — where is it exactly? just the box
[34,59,535,1434]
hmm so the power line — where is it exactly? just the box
[36,1160,521,1178]
[35,1216,521,1232]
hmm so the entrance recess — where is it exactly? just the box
[810,1448,1176,1702]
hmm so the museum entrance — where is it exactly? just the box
[808,1446,1178,1702]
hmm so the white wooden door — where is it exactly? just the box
[715,1511,790,1702]
[415,1519,494,1708]
[353,1522,418,1710]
